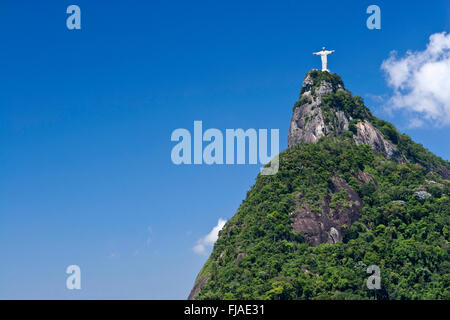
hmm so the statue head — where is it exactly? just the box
[322,47,325,51]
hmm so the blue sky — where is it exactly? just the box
[0,0,449,299]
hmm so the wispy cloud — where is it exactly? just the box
[131,225,153,256]
[408,118,425,129]
[365,93,385,103]
[145,225,152,247]
[109,252,120,259]
[193,218,227,255]
[381,32,450,127]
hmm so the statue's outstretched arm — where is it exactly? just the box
[313,52,320,55]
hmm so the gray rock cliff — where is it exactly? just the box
[288,70,402,161]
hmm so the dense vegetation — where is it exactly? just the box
[322,90,450,177]
[322,91,372,123]
[195,136,449,300]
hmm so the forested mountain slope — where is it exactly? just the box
[189,71,450,300]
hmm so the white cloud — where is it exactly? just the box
[408,118,425,129]
[381,32,450,126]
[193,218,227,255]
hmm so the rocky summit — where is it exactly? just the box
[288,70,401,160]
[189,70,450,300]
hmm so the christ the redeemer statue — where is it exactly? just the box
[313,47,335,72]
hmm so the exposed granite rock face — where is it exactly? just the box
[353,120,402,160]
[292,175,365,246]
[188,276,209,300]
[436,166,450,180]
[288,71,403,161]
[288,72,347,147]
[288,95,328,145]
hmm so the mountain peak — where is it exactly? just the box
[300,70,345,96]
